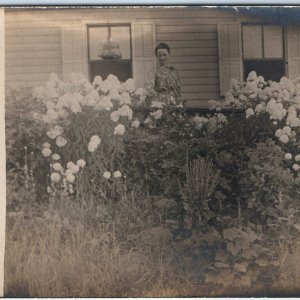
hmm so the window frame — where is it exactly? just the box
[86,23,133,82]
[241,22,287,80]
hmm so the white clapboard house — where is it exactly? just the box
[5,6,300,108]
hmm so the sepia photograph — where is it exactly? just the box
[4,5,300,297]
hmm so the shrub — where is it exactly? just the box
[5,86,48,209]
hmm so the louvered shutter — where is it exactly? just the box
[132,22,156,88]
[61,23,88,80]
[287,26,300,80]
[218,23,243,96]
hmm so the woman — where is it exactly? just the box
[151,42,182,105]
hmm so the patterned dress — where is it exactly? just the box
[153,64,181,104]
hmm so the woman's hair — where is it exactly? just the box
[155,42,170,55]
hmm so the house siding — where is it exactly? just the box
[5,23,63,87]
[4,7,258,107]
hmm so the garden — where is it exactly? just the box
[5,70,300,296]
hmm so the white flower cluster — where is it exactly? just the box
[35,73,141,126]
[110,105,133,122]
[284,153,300,171]
[223,71,300,143]
[88,135,101,152]
[114,124,125,136]
[150,109,163,120]
[193,115,209,129]
[50,158,86,196]
[103,170,122,179]
[44,125,68,149]
[193,113,227,131]
[275,126,296,144]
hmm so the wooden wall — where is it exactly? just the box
[5,7,246,107]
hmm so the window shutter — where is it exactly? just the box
[287,26,300,80]
[61,23,88,80]
[218,23,243,96]
[132,22,156,88]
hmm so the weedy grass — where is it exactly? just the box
[4,196,193,298]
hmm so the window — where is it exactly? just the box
[87,24,132,82]
[242,24,285,81]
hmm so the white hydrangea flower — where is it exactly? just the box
[275,129,283,138]
[70,101,82,114]
[255,104,265,114]
[109,88,120,101]
[245,108,255,119]
[103,171,111,179]
[52,162,63,172]
[76,159,86,168]
[150,109,163,120]
[56,136,67,147]
[90,135,101,145]
[67,161,76,169]
[119,105,133,120]
[270,81,280,93]
[295,155,300,162]
[144,117,152,125]
[42,148,52,157]
[82,94,97,107]
[217,113,227,124]
[51,153,60,161]
[243,81,258,95]
[266,99,286,120]
[88,135,101,152]
[96,96,113,111]
[119,92,131,105]
[247,71,257,81]
[285,153,292,160]
[50,172,61,182]
[194,115,209,129]
[113,171,122,178]
[123,78,135,93]
[114,124,125,136]
[293,164,300,171]
[57,93,73,109]
[282,126,292,136]
[93,75,102,86]
[88,144,97,153]
[131,120,140,128]
[47,126,63,139]
[110,111,120,123]
[150,100,164,109]
[279,76,295,92]
[66,173,76,183]
[279,134,289,143]
[135,88,145,96]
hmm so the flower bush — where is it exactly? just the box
[33,73,148,205]
[7,70,300,295]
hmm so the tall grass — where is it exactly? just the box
[4,190,194,297]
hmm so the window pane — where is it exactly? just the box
[89,27,107,60]
[243,25,263,59]
[88,25,131,60]
[263,26,283,58]
[111,27,131,59]
[244,60,285,81]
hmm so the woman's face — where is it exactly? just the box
[156,48,169,66]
